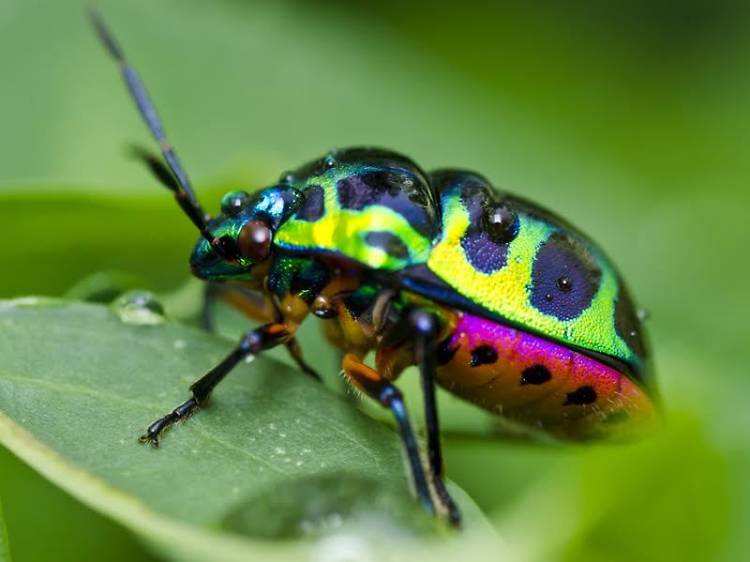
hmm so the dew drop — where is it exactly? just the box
[112,291,165,325]
[483,204,519,243]
[557,276,573,292]
[324,150,337,168]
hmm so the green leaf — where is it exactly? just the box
[0,495,10,562]
[0,298,495,561]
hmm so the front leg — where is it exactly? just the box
[139,321,293,446]
[202,281,321,381]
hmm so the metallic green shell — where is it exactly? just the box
[421,170,649,382]
[274,148,439,270]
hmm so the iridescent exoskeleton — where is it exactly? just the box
[91,10,657,528]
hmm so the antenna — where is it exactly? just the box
[89,8,225,251]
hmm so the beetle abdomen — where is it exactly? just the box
[435,312,655,440]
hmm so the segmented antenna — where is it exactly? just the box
[89,8,219,247]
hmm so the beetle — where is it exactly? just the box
[90,10,657,527]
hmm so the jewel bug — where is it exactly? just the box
[90,10,658,528]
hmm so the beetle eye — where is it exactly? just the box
[237,220,272,262]
[220,191,251,216]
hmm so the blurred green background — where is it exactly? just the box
[0,0,748,560]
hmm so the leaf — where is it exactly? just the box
[0,298,496,562]
[0,495,10,562]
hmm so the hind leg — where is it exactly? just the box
[341,354,435,516]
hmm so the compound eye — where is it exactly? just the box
[220,191,251,216]
[483,203,519,243]
[238,220,272,262]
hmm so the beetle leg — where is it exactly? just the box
[284,338,322,381]
[139,322,293,447]
[200,282,321,381]
[410,310,462,528]
[341,354,435,517]
[201,282,274,332]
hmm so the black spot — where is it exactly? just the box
[336,171,437,238]
[564,385,597,406]
[614,285,647,361]
[296,185,325,222]
[436,337,459,366]
[530,233,602,321]
[364,231,409,259]
[520,364,552,385]
[470,345,498,367]
[461,229,509,274]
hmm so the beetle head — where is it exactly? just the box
[190,186,302,280]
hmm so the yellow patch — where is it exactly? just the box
[427,196,632,361]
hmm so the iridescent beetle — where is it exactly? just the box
[91,11,657,527]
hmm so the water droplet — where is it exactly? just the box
[637,308,650,322]
[279,170,295,184]
[544,293,554,302]
[557,276,573,292]
[244,355,255,364]
[483,204,519,243]
[112,291,165,325]
[220,190,251,216]
[324,150,337,168]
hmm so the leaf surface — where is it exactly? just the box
[0,299,494,561]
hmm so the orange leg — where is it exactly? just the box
[342,354,435,516]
